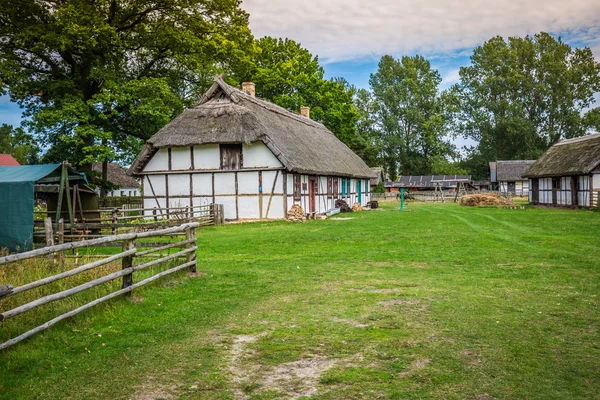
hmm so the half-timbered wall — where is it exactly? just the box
[285,174,370,214]
[140,141,371,220]
[499,180,529,196]
[529,175,594,207]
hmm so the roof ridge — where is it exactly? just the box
[213,77,331,133]
[555,133,600,146]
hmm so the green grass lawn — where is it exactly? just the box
[1,202,599,399]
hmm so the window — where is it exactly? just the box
[327,176,333,199]
[293,175,301,201]
[333,178,339,198]
[220,144,243,170]
[120,191,125,196]
[552,178,561,190]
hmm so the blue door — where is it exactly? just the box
[357,180,362,203]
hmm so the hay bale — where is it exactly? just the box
[460,194,516,207]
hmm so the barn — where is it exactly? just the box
[128,77,374,220]
[523,134,600,208]
[489,160,535,196]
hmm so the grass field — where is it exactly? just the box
[1,202,599,399]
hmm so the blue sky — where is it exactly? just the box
[1,0,599,151]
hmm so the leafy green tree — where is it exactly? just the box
[0,124,40,164]
[235,37,368,158]
[369,55,454,179]
[455,32,600,172]
[0,0,253,200]
[354,88,383,166]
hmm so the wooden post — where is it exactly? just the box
[44,217,54,263]
[58,219,65,266]
[185,226,197,273]
[153,208,157,222]
[121,239,135,296]
[112,209,118,235]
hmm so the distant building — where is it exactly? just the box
[489,160,536,196]
[370,168,384,188]
[385,175,472,192]
[523,134,600,208]
[91,162,140,197]
[0,154,20,166]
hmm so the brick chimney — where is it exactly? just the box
[300,106,310,118]
[241,82,255,97]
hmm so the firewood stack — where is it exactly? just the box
[335,199,353,213]
[287,204,306,222]
[352,202,363,212]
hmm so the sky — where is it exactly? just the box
[1,0,599,149]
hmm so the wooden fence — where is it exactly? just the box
[34,204,224,244]
[0,222,200,351]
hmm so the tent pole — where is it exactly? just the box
[56,164,65,229]
[64,162,74,225]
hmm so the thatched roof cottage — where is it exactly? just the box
[523,134,600,207]
[92,162,140,197]
[129,77,374,220]
[489,160,536,196]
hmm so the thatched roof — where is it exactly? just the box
[129,77,374,179]
[92,163,139,188]
[523,134,600,178]
[495,160,536,181]
[370,168,383,186]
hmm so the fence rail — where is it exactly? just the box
[372,190,512,203]
[33,204,224,244]
[0,222,200,351]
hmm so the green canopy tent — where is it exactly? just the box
[0,163,89,252]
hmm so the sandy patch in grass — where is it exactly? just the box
[377,298,427,311]
[398,358,431,378]
[228,333,355,399]
[331,316,369,328]
[131,376,176,400]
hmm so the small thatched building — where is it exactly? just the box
[91,162,140,197]
[128,77,374,220]
[489,160,535,196]
[523,134,600,207]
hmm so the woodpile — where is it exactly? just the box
[335,199,353,213]
[460,194,516,207]
[352,202,363,211]
[287,204,306,222]
[367,200,379,209]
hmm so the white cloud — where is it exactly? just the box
[242,0,600,62]
[440,68,461,89]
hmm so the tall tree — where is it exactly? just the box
[455,32,600,169]
[0,0,253,200]
[234,37,370,159]
[0,124,40,164]
[369,55,454,179]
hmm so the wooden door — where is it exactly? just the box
[308,176,316,213]
[571,176,578,206]
[357,180,362,204]
[552,178,559,205]
[507,181,516,194]
[532,179,539,203]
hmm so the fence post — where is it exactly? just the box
[44,217,54,263]
[153,209,157,222]
[209,203,215,223]
[121,239,135,296]
[112,209,118,235]
[185,226,197,273]
[58,219,65,266]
